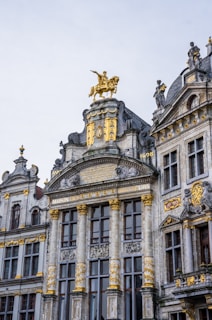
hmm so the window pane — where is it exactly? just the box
[92,207,100,218]
[125,202,133,213]
[101,260,109,275]
[102,205,109,217]
[11,259,18,278]
[125,258,132,273]
[134,257,142,272]
[68,264,75,278]
[91,262,98,276]
[171,151,177,162]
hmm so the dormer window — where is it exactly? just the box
[31,209,40,226]
[187,94,199,110]
[10,204,20,230]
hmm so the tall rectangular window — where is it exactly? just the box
[0,296,14,320]
[3,246,19,279]
[164,150,178,190]
[10,204,20,230]
[188,137,204,179]
[165,230,181,282]
[89,259,109,320]
[19,294,36,320]
[91,205,109,244]
[23,242,39,277]
[199,225,210,265]
[58,263,75,320]
[61,209,77,247]
[124,256,142,320]
[124,199,141,240]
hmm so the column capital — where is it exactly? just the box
[141,194,153,206]
[77,204,88,215]
[109,198,120,210]
[49,209,60,220]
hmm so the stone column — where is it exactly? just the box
[72,204,87,320]
[183,220,193,273]
[141,193,156,320]
[13,294,20,320]
[43,209,59,320]
[106,199,122,320]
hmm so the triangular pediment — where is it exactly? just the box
[46,155,156,193]
[160,215,181,229]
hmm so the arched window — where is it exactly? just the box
[11,204,20,230]
[31,209,40,226]
[187,94,199,110]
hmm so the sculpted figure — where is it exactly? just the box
[89,70,119,101]
[187,42,201,69]
[153,80,166,108]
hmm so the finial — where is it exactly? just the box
[208,36,212,44]
[44,178,49,185]
[19,145,25,156]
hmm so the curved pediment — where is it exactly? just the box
[46,155,156,192]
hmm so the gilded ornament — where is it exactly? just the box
[96,125,103,138]
[187,276,195,286]
[18,239,24,245]
[47,265,57,292]
[77,204,87,215]
[74,262,86,292]
[200,274,206,283]
[4,193,10,200]
[164,197,181,211]
[104,117,117,141]
[15,274,22,279]
[23,189,29,196]
[141,194,153,206]
[175,279,181,288]
[108,259,120,290]
[86,122,95,146]
[49,209,60,220]
[0,242,5,248]
[89,70,119,101]
[39,234,46,242]
[191,181,203,206]
[109,199,120,211]
[36,272,44,277]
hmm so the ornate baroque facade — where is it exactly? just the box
[1,39,212,319]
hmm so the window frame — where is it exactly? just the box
[90,204,110,245]
[10,203,20,230]
[23,242,40,277]
[163,149,179,193]
[187,135,207,182]
[3,246,19,280]
[58,262,75,320]
[19,293,36,320]
[165,229,182,283]
[0,296,14,320]
[89,259,109,320]
[124,256,142,320]
[61,209,77,248]
[31,209,40,226]
[123,199,142,241]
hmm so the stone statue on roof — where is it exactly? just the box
[187,42,201,70]
[153,80,166,108]
[89,70,119,101]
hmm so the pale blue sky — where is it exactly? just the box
[0,0,211,185]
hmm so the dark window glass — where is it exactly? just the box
[23,243,40,277]
[31,209,40,225]
[124,256,142,320]
[10,204,20,230]
[199,226,210,265]
[166,230,181,282]
[3,246,19,279]
[0,296,14,319]
[188,137,204,179]
[89,260,109,320]
[91,205,109,245]
[163,150,178,190]
[124,199,141,240]
[58,263,75,320]
[20,294,36,320]
[171,313,186,320]
[61,209,77,247]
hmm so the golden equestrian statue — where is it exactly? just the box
[89,70,119,101]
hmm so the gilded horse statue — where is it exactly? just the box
[89,70,119,101]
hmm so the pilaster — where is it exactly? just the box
[141,193,156,320]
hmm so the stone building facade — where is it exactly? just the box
[1,38,212,319]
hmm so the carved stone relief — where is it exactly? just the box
[90,244,109,259]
